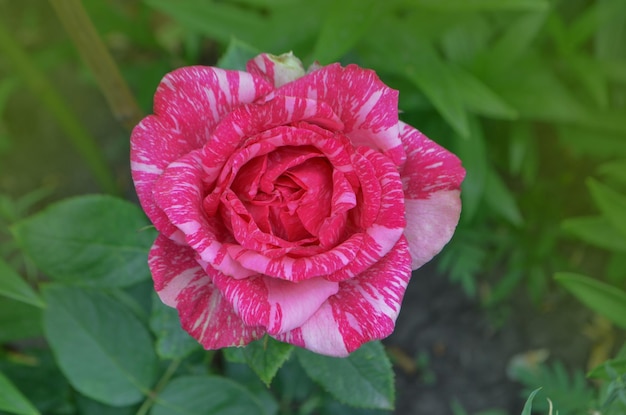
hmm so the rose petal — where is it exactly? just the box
[398,122,465,269]
[131,66,273,236]
[153,150,256,280]
[154,66,273,141]
[222,146,405,282]
[200,96,344,188]
[131,117,185,238]
[325,146,406,282]
[149,235,264,348]
[399,122,465,199]
[208,267,339,335]
[246,52,305,88]
[316,169,357,248]
[270,64,405,165]
[275,236,412,357]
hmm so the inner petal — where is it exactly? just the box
[230,146,336,243]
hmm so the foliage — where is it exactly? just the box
[0,195,395,414]
[514,361,595,415]
[1,0,626,413]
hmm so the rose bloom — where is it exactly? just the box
[131,53,465,357]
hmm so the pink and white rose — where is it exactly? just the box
[131,53,465,357]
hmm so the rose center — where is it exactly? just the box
[229,146,333,244]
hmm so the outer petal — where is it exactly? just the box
[270,64,405,165]
[275,236,412,357]
[131,66,273,236]
[149,235,264,348]
[153,150,256,280]
[246,52,305,88]
[200,96,344,188]
[208,268,339,335]
[154,66,274,142]
[398,122,465,269]
[325,146,406,282]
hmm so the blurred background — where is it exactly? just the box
[1,0,626,414]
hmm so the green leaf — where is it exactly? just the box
[407,0,548,11]
[0,78,18,114]
[600,59,626,84]
[567,55,609,108]
[565,1,626,52]
[222,359,280,415]
[595,0,626,60]
[456,116,488,223]
[555,272,626,330]
[217,38,261,71]
[238,336,293,386]
[587,178,626,238]
[75,394,138,415]
[448,66,518,120]
[481,11,547,72]
[151,375,266,415]
[0,258,43,307]
[508,123,538,186]
[606,252,626,284]
[296,341,394,410]
[404,52,470,138]
[598,159,626,184]
[145,0,325,55]
[483,168,524,227]
[440,14,491,65]
[0,299,42,343]
[312,0,382,64]
[587,358,626,380]
[562,216,626,252]
[149,292,200,360]
[558,126,626,158]
[0,349,70,415]
[521,388,542,415]
[488,57,588,123]
[12,195,156,288]
[0,371,40,415]
[144,0,266,46]
[42,284,159,406]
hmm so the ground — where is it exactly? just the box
[384,262,594,415]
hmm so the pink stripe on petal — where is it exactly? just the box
[154,66,273,142]
[398,122,464,270]
[131,116,186,238]
[404,191,462,270]
[398,121,465,199]
[199,97,344,187]
[209,267,338,335]
[131,67,271,235]
[317,169,356,248]
[330,236,412,354]
[149,234,204,307]
[273,64,405,165]
[324,147,405,282]
[153,151,256,280]
[149,235,263,349]
[277,237,412,357]
[225,233,364,281]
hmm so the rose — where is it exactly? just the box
[131,52,465,357]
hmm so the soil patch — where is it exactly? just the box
[385,263,593,415]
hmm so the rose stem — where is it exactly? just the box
[135,358,182,415]
[0,19,119,195]
[49,0,144,132]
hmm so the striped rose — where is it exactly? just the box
[131,53,465,357]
